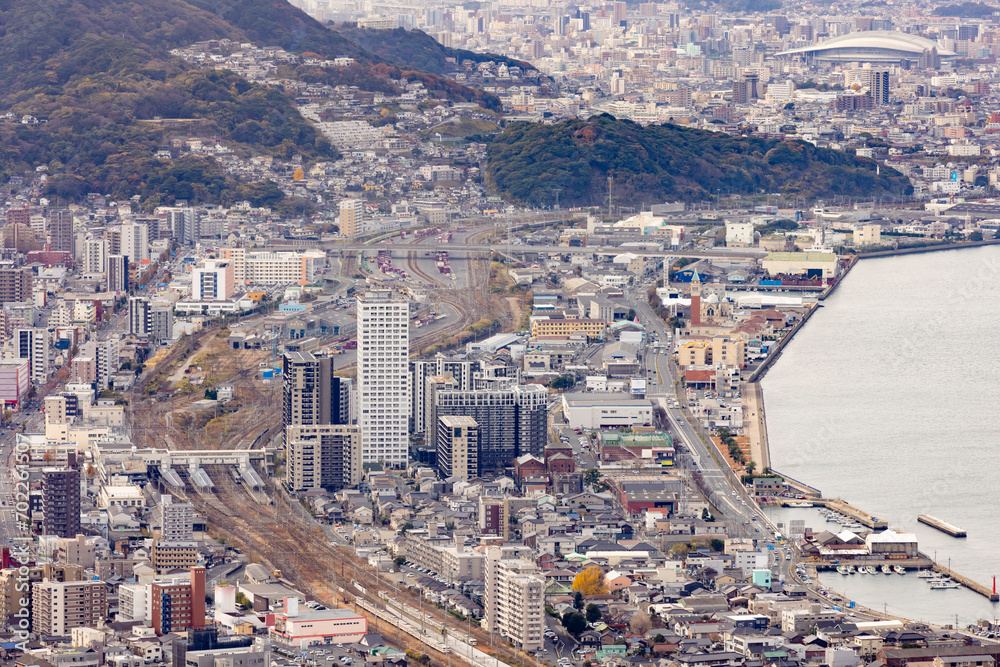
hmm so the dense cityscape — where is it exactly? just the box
[2,1,1000,667]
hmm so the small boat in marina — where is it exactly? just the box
[881,565,892,574]
[930,580,961,589]
[866,566,878,575]
[856,565,866,574]
[837,566,849,575]
[917,570,934,578]
[893,565,906,575]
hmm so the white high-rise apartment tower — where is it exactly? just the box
[120,221,150,263]
[84,238,107,275]
[356,290,409,467]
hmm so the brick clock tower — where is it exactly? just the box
[689,271,702,327]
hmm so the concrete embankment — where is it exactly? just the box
[813,498,888,530]
[930,562,1000,601]
[745,302,823,384]
[753,239,998,472]
[740,381,770,470]
[855,237,1000,259]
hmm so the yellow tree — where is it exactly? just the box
[572,565,608,595]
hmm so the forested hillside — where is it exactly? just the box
[485,115,913,207]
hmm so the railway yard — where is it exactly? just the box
[124,232,532,667]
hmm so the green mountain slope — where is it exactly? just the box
[0,0,497,208]
[484,115,913,207]
[337,26,535,76]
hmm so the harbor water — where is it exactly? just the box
[761,245,1000,627]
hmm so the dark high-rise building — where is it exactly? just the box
[867,69,890,105]
[48,209,74,254]
[428,380,547,476]
[107,254,129,293]
[283,351,356,492]
[282,352,349,428]
[835,93,875,111]
[42,463,80,538]
[732,73,760,104]
[0,268,33,303]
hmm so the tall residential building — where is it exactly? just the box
[356,290,410,467]
[128,297,174,341]
[151,565,206,636]
[283,351,356,492]
[612,0,627,24]
[220,247,246,283]
[338,199,363,238]
[192,260,235,301]
[129,296,152,337]
[869,68,890,104]
[48,209,74,254]
[42,465,81,538]
[159,495,194,542]
[410,358,481,434]
[732,72,760,104]
[0,268,33,303]
[282,352,349,428]
[83,338,119,389]
[285,424,361,492]
[483,546,544,651]
[32,579,107,636]
[6,206,29,227]
[220,249,326,286]
[14,327,49,384]
[84,238,107,275]
[151,303,174,342]
[428,380,547,475]
[436,415,479,480]
[0,563,83,627]
[167,208,202,245]
[107,254,129,292]
[120,221,150,263]
[105,226,121,256]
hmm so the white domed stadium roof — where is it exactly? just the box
[776,30,957,63]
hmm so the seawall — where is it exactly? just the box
[753,240,998,475]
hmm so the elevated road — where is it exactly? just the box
[307,242,766,259]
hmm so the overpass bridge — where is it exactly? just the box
[272,242,767,260]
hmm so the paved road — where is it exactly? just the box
[627,281,779,544]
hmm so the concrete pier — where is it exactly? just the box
[814,498,889,530]
[917,514,967,537]
[741,382,770,470]
[930,563,999,601]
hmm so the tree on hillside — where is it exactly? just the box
[573,565,608,595]
[630,610,653,635]
[562,611,588,635]
[586,603,602,623]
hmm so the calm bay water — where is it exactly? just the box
[761,245,1000,627]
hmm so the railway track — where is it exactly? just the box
[167,463,532,667]
[405,251,444,287]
